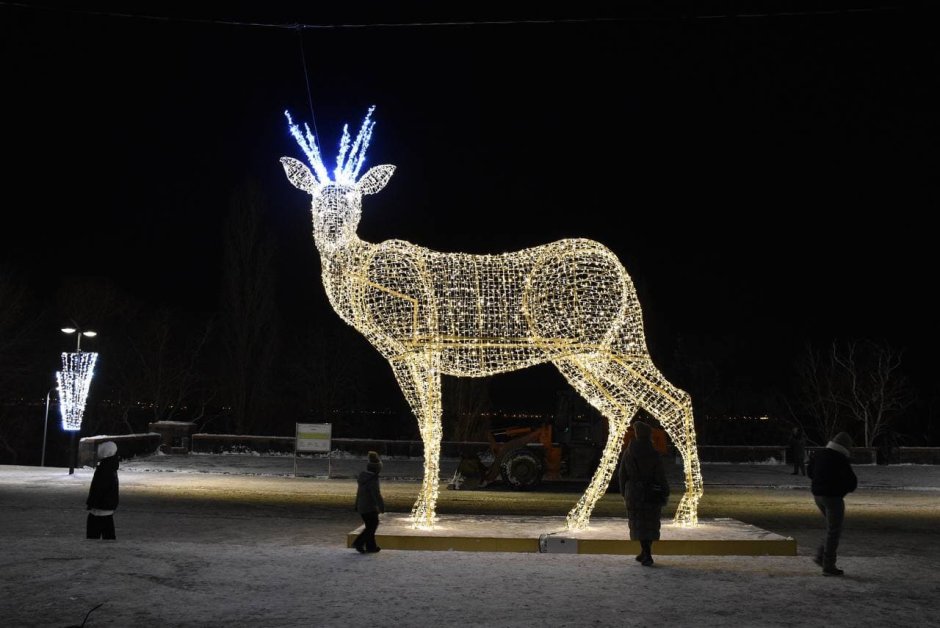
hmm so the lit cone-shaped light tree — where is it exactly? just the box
[57,351,98,432]
[281,108,703,529]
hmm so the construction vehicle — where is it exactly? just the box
[448,391,669,490]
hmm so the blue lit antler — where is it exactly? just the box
[285,106,376,186]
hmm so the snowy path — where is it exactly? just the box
[1,464,937,627]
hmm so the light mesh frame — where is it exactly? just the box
[281,111,703,529]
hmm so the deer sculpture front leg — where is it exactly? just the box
[555,358,635,530]
[390,352,443,529]
[569,415,631,530]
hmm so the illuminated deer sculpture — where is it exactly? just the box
[280,108,703,530]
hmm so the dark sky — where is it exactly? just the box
[2,2,938,410]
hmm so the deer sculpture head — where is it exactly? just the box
[280,107,395,254]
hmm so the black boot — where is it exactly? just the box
[821,547,843,575]
[822,563,844,577]
[640,541,654,566]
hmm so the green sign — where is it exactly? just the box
[296,422,331,452]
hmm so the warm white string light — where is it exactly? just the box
[281,109,703,529]
[56,352,98,432]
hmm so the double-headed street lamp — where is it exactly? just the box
[61,326,97,352]
[58,325,98,474]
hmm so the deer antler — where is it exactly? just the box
[284,110,330,185]
[285,106,376,186]
[335,105,376,184]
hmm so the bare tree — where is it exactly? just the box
[108,308,214,432]
[792,340,914,447]
[831,339,914,448]
[138,310,212,423]
[791,344,845,445]
[220,181,278,434]
[55,276,132,334]
[291,325,365,425]
[0,268,37,389]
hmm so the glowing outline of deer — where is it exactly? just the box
[280,107,703,529]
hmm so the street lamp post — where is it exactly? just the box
[60,326,97,475]
[41,387,54,467]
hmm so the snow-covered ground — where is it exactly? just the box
[1,459,938,627]
[118,451,940,489]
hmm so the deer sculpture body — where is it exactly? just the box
[281,108,703,529]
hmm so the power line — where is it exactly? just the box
[0,1,908,31]
[296,26,320,152]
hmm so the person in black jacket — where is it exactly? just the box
[808,431,857,576]
[788,427,807,476]
[618,420,669,566]
[352,451,385,553]
[86,441,119,540]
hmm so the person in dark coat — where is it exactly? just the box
[86,441,119,540]
[352,451,385,553]
[618,420,669,566]
[808,431,857,576]
[788,427,807,475]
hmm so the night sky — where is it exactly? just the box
[2,2,937,413]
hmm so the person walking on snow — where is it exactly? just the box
[808,431,857,576]
[353,451,385,553]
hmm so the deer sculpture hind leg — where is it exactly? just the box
[557,353,703,529]
[390,353,443,529]
[554,357,635,530]
[608,356,704,526]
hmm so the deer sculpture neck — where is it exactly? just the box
[280,108,704,531]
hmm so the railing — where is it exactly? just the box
[697,445,879,465]
[81,432,939,466]
[190,433,489,458]
[78,433,162,466]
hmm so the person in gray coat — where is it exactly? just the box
[352,451,385,553]
[619,420,669,566]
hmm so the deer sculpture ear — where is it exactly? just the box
[357,165,395,196]
[280,157,320,194]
